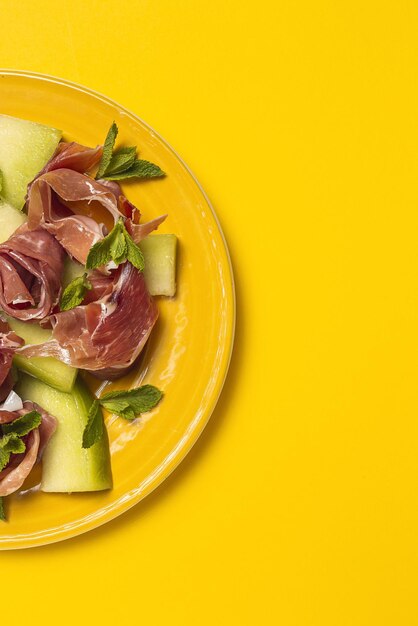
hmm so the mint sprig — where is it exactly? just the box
[95,122,165,181]
[0,410,43,471]
[86,218,145,271]
[2,410,42,437]
[0,433,26,472]
[60,273,92,311]
[81,385,163,448]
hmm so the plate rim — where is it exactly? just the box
[0,69,236,549]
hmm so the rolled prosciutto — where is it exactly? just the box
[0,224,65,321]
[0,225,65,322]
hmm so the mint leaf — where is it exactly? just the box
[85,237,113,270]
[102,159,165,181]
[86,219,144,271]
[96,122,118,179]
[122,224,144,270]
[95,122,164,182]
[97,396,136,420]
[0,449,8,473]
[0,497,5,521]
[3,435,25,454]
[0,433,26,471]
[2,410,41,437]
[82,399,104,449]
[119,407,137,421]
[104,147,137,176]
[60,273,92,311]
[109,225,127,265]
[85,221,124,270]
[99,398,130,412]
[100,385,163,420]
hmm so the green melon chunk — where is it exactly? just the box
[7,318,78,393]
[0,114,61,209]
[0,199,26,241]
[16,373,112,493]
[140,234,177,296]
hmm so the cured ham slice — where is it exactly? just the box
[0,400,57,496]
[125,214,168,244]
[107,190,167,243]
[0,225,64,322]
[17,262,158,378]
[26,141,103,197]
[33,141,103,177]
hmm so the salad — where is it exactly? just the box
[0,115,177,520]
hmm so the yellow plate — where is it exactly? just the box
[0,70,235,549]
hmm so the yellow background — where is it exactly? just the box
[2,0,418,623]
